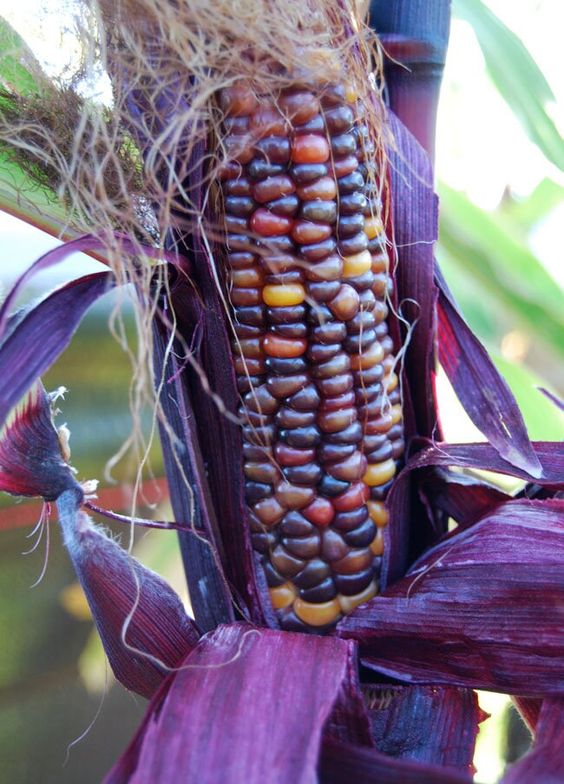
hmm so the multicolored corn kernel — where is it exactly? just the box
[218,81,404,632]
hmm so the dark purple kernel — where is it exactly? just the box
[227,233,255,252]
[312,322,347,343]
[293,114,326,134]
[300,578,337,603]
[388,424,404,441]
[307,342,341,364]
[263,559,285,587]
[325,105,354,133]
[307,304,333,325]
[337,171,365,194]
[225,214,248,233]
[275,407,316,428]
[348,272,375,293]
[321,529,349,561]
[306,280,341,302]
[234,323,263,338]
[334,567,375,595]
[339,192,368,215]
[251,531,277,554]
[266,194,300,217]
[343,329,377,353]
[240,407,270,427]
[320,84,346,106]
[324,421,363,445]
[257,234,294,254]
[288,383,321,411]
[352,363,384,386]
[282,535,320,560]
[243,444,273,463]
[283,462,323,486]
[242,424,275,446]
[369,479,395,500]
[245,481,273,503]
[280,511,314,537]
[333,505,369,532]
[358,289,377,311]
[228,251,255,268]
[358,395,390,418]
[224,177,253,196]
[266,357,308,375]
[336,213,365,237]
[317,443,356,464]
[300,200,337,223]
[315,373,354,397]
[368,236,387,253]
[265,271,303,285]
[311,352,351,379]
[354,383,383,405]
[271,545,305,578]
[331,133,357,156]
[237,375,262,393]
[247,159,284,179]
[299,237,337,261]
[267,305,306,324]
[338,231,369,256]
[347,310,376,334]
[225,196,256,217]
[365,442,394,463]
[343,518,377,548]
[269,322,308,339]
[392,439,405,459]
[317,474,349,496]
[361,436,389,456]
[280,426,322,448]
[290,163,328,183]
[293,558,330,588]
[267,374,308,399]
[374,322,389,339]
[255,136,291,163]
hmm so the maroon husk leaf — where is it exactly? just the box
[57,489,200,699]
[501,698,564,783]
[104,624,372,784]
[512,697,542,733]
[419,468,511,529]
[319,737,472,784]
[0,382,78,498]
[367,685,483,772]
[435,265,542,477]
[338,499,564,695]
[0,271,113,427]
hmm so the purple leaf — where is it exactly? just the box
[0,272,112,428]
[0,382,78,499]
[419,469,511,529]
[367,685,483,772]
[512,697,542,733]
[387,113,439,442]
[539,387,564,412]
[319,738,472,784]
[105,624,372,784]
[436,265,542,477]
[338,498,564,695]
[502,698,564,783]
[57,490,200,699]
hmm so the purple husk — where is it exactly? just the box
[501,698,564,783]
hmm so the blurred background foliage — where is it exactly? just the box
[0,0,562,782]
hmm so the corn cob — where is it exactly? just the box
[217,81,404,632]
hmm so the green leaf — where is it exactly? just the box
[454,0,564,172]
[439,183,564,357]
[0,149,69,238]
[490,353,564,441]
[501,178,564,234]
[0,16,46,96]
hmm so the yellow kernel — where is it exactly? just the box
[342,249,372,278]
[363,458,396,487]
[371,529,385,556]
[391,404,402,426]
[338,580,378,614]
[263,283,305,307]
[367,500,389,528]
[345,82,358,103]
[364,216,383,240]
[385,372,398,393]
[269,582,297,610]
[349,340,385,371]
[293,597,342,626]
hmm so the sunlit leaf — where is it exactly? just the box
[454,0,564,171]
[439,184,564,356]
[0,16,45,96]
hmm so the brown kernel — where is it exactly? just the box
[253,496,285,526]
[328,284,360,321]
[253,175,296,204]
[279,91,320,124]
[250,209,293,237]
[292,220,332,245]
[263,334,307,358]
[291,134,330,164]
[297,176,337,201]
